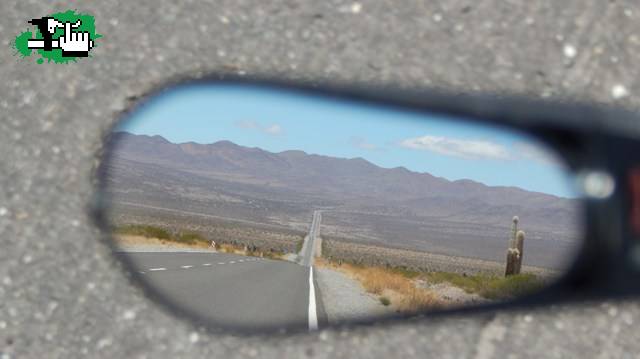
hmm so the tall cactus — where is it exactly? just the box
[509,216,519,248]
[514,230,525,274]
[505,248,518,276]
[505,216,525,276]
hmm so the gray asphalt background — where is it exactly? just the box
[1,1,640,358]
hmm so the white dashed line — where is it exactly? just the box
[144,256,263,273]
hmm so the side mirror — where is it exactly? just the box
[92,78,639,334]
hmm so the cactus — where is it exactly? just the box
[505,248,519,276]
[505,216,525,276]
[509,216,519,248]
[514,230,525,274]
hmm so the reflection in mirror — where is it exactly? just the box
[98,84,583,332]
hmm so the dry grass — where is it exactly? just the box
[115,234,213,250]
[316,258,442,313]
[217,243,285,260]
[218,243,245,255]
[114,224,212,248]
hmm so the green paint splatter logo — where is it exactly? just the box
[12,10,102,64]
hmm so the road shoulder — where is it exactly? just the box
[315,266,393,325]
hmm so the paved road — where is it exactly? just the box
[126,251,325,332]
[121,211,327,332]
[299,210,322,267]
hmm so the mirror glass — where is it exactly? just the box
[97,83,583,332]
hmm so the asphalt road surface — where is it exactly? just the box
[299,210,322,267]
[123,210,327,332]
[127,251,326,332]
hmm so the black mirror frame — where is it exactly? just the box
[90,73,640,335]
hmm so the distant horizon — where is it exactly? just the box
[113,130,571,199]
[114,84,578,198]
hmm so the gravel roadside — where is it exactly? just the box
[416,280,488,306]
[315,266,393,324]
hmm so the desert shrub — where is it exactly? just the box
[177,232,208,245]
[115,224,171,240]
[115,224,212,246]
[481,273,543,300]
[423,272,544,300]
[389,266,421,279]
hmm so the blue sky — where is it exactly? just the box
[116,84,577,197]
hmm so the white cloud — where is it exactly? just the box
[350,136,378,151]
[235,120,260,130]
[514,142,563,167]
[400,135,510,160]
[235,120,283,136]
[264,124,283,135]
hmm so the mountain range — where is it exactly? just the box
[101,132,582,268]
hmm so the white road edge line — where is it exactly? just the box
[181,265,193,269]
[203,263,212,266]
[308,266,318,331]
[149,268,166,271]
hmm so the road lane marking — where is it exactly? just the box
[181,265,193,269]
[308,266,318,331]
[149,268,166,271]
[218,262,225,265]
[202,263,212,266]
[229,261,236,264]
